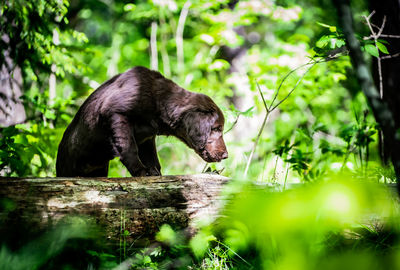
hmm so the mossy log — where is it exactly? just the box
[0,174,228,246]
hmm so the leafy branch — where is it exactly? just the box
[244,58,325,177]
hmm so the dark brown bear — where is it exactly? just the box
[56,66,228,177]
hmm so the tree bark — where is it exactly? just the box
[0,35,26,127]
[333,0,400,191]
[0,174,228,247]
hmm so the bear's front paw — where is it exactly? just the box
[146,167,161,176]
[131,167,148,177]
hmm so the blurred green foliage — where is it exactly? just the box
[208,177,400,269]
[113,177,399,270]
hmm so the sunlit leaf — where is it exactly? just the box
[376,41,389,54]
[364,44,379,57]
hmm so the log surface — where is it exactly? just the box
[0,174,228,246]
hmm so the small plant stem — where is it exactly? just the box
[216,240,253,268]
[224,113,240,134]
[366,141,370,173]
[272,156,278,181]
[261,153,269,181]
[359,147,363,175]
[283,164,289,190]
[340,143,351,172]
[244,110,271,177]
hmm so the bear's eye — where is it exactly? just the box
[211,126,221,132]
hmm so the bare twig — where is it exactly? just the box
[381,52,400,59]
[362,11,385,98]
[362,11,399,164]
[380,34,400,38]
[376,16,387,37]
[364,34,400,40]
[224,114,240,134]
[364,11,377,34]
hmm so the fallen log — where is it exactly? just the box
[0,174,228,247]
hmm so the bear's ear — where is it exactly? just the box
[165,104,196,128]
[181,110,217,150]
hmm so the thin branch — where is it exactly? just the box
[380,34,400,38]
[377,56,383,98]
[269,61,314,109]
[255,81,268,111]
[270,62,317,111]
[363,11,385,98]
[366,10,376,20]
[224,114,240,134]
[244,109,271,177]
[381,52,400,59]
[376,16,387,37]
[363,12,377,36]
[364,34,400,40]
[243,82,271,176]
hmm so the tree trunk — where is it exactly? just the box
[0,35,26,127]
[333,0,400,190]
[368,1,400,165]
[0,174,228,247]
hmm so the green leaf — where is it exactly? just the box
[143,255,151,264]
[189,232,214,258]
[335,39,346,47]
[376,41,389,54]
[316,35,331,48]
[155,224,177,245]
[364,44,379,57]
